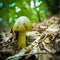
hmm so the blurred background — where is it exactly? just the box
[0,0,60,31]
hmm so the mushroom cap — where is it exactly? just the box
[12,16,32,31]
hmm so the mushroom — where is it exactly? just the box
[12,16,32,49]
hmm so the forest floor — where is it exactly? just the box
[0,14,60,60]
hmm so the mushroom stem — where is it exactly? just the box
[17,32,26,49]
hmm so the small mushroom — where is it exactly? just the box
[12,16,32,49]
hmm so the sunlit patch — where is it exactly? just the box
[30,0,34,8]
[0,2,3,8]
[36,8,39,11]
[15,6,21,13]
[15,15,18,18]
[30,0,42,8]
[9,17,12,23]
[35,1,41,6]
[9,2,16,7]
[0,18,2,22]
